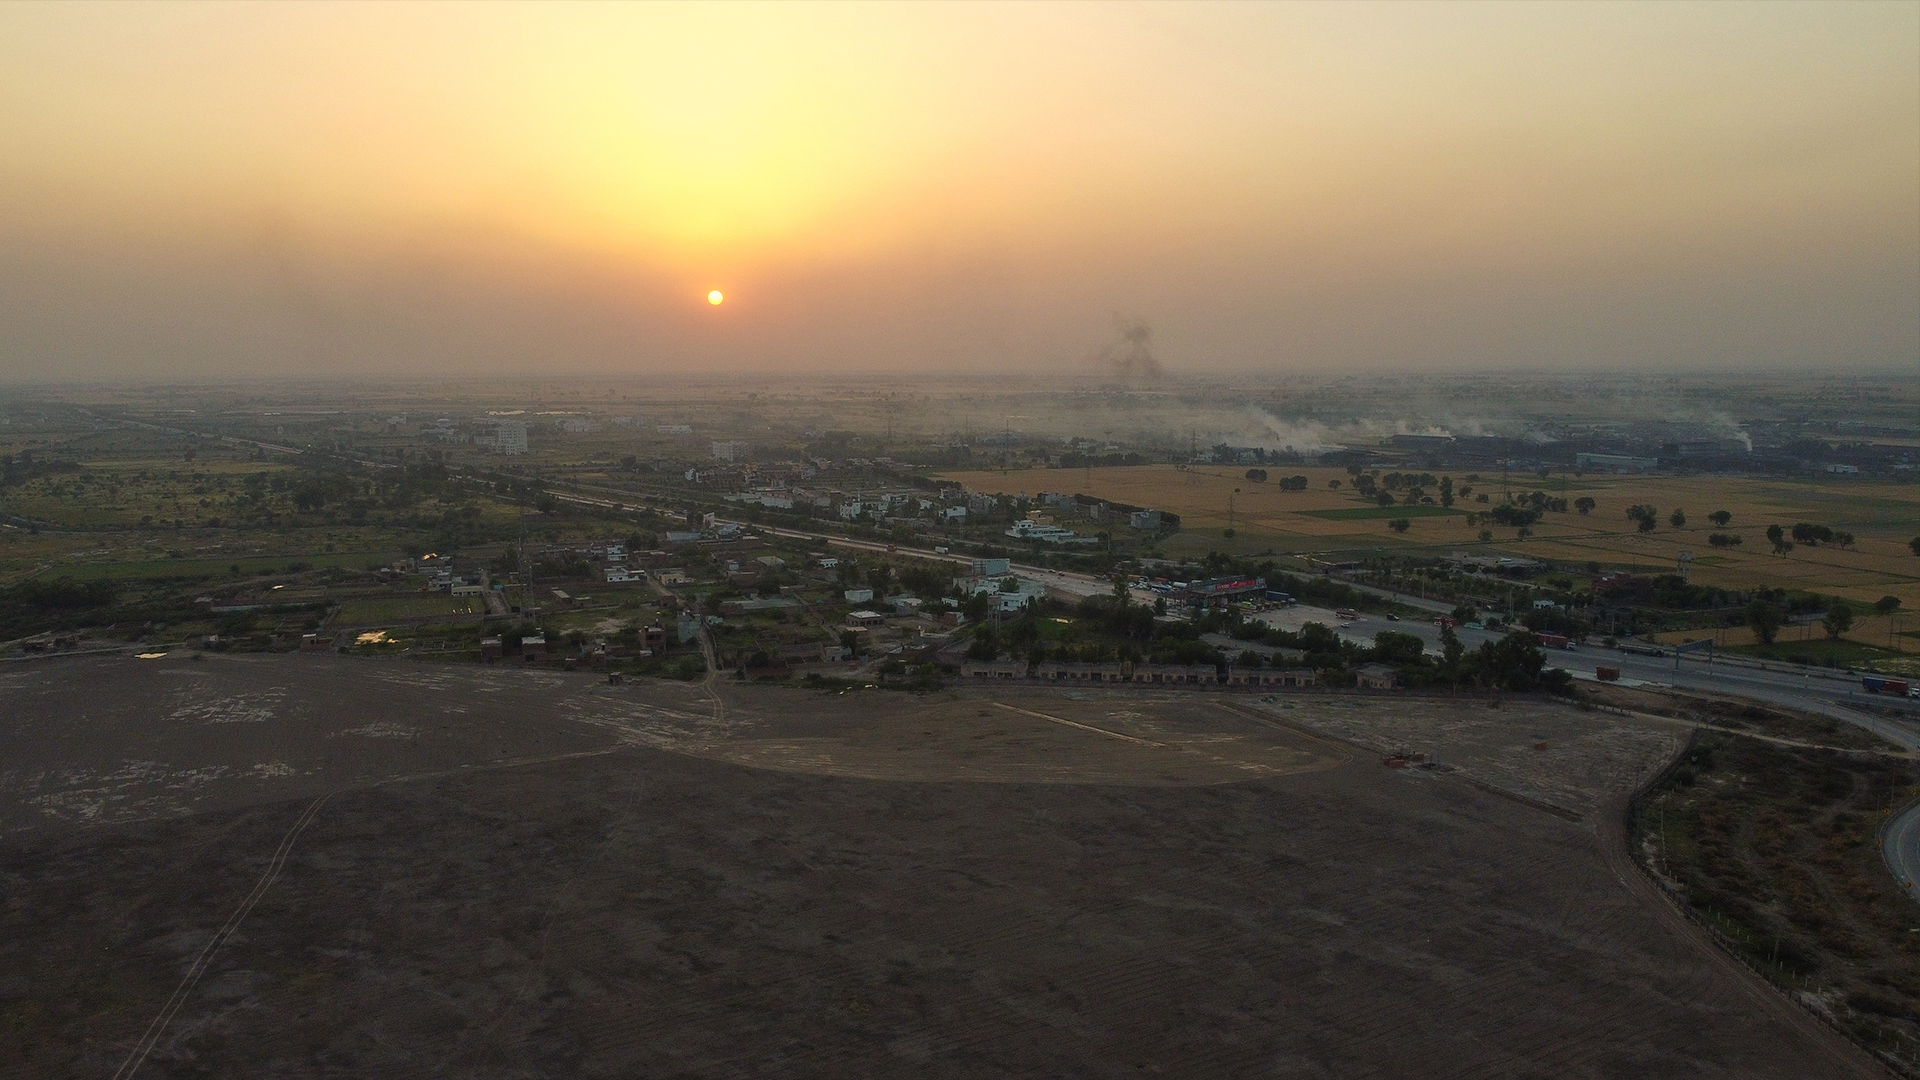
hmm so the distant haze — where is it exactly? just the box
[1,1,1915,380]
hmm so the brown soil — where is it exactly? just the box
[0,654,1886,1078]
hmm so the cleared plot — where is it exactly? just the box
[0,658,1883,1079]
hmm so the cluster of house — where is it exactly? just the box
[478,625,669,665]
[960,659,1399,690]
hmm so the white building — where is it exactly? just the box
[494,421,529,456]
[711,440,750,461]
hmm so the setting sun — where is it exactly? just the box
[708,291,724,306]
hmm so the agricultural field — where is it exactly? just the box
[331,594,485,625]
[939,464,1920,639]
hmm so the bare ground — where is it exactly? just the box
[0,655,1887,1078]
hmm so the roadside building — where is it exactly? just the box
[521,634,547,660]
[1130,663,1218,685]
[962,660,1028,679]
[845,610,887,629]
[1034,661,1130,683]
[1354,663,1398,689]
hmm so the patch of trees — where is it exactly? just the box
[1244,469,1267,482]
[1707,533,1742,548]
[0,451,80,489]
[1276,475,1309,491]
[1488,504,1540,527]
[1788,522,1853,549]
[1626,504,1660,532]
[0,575,197,640]
[1601,574,1729,610]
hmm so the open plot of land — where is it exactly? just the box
[0,657,1884,1078]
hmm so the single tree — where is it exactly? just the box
[1517,525,1533,538]
[1478,529,1493,543]
[1874,595,1901,615]
[1745,599,1785,645]
[1822,601,1854,641]
[1574,497,1596,515]
[965,621,999,660]
[1766,524,1791,555]
[1668,509,1686,529]
[1388,517,1411,533]
[1910,536,1920,556]
[1708,510,1732,527]
[1834,531,1855,550]
[1440,624,1465,680]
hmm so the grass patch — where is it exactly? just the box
[1723,638,1900,667]
[57,552,397,581]
[1299,505,1466,521]
[334,595,484,623]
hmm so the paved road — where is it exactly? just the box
[1884,800,1920,907]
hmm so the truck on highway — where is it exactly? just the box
[1536,632,1573,650]
[1862,675,1915,697]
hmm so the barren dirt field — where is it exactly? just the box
[0,655,1886,1078]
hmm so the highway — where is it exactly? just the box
[1883,800,1920,910]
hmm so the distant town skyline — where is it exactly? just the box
[1,1,1915,380]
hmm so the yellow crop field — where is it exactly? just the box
[937,465,1920,613]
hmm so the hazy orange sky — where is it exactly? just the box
[1,1,1915,380]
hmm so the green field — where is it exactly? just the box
[334,595,483,624]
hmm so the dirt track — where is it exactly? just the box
[0,655,1885,1078]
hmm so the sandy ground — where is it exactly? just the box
[0,654,1882,1078]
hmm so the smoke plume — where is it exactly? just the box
[1093,317,1164,382]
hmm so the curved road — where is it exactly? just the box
[1884,800,1920,906]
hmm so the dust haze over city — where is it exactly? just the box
[2,4,1919,1079]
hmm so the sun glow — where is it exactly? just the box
[708,290,724,305]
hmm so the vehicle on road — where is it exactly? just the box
[1862,675,1914,696]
